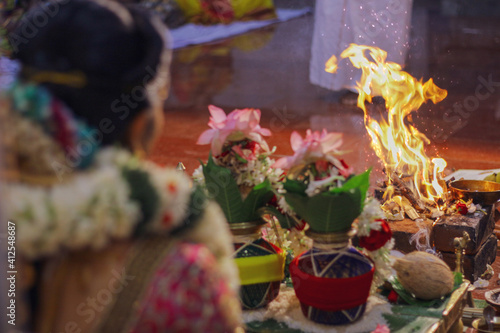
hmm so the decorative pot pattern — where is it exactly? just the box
[290,229,374,325]
[231,221,285,310]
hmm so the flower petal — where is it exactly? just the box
[290,131,304,152]
[208,105,227,123]
[272,157,293,169]
[247,133,269,151]
[257,125,271,136]
[246,109,261,129]
[321,132,343,152]
[196,129,216,145]
[211,132,225,156]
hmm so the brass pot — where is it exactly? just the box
[449,180,500,205]
[472,317,500,333]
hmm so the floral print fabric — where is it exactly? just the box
[131,242,240,332]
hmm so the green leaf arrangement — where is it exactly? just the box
[388,271,463,307]
[282,168,371,233]
[121,165,160,235]
[201,154,275,223]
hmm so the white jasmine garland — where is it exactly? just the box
[276,196,294,216]
[356,198,386,237]
[192,165,204,186]
[145,163,192,232]
[363,239,395,294]
[356,197,394,293]
[196,150,284,197]
[305,172,345,197]
[2,148,194,259]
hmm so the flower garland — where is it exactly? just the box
[2,148,192,259]
[2,81,240,294]
[356,198,394,293]
[7,80,99,169]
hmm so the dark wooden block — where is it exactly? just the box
[388,218,434,254]
[441,234,498,281]
[431,205,494,255]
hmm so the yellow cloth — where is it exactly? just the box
[235,251,285,286]
[175,0,276,24]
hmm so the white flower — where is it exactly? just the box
[356,197,394,292]
[473,278,489,288]
[192,165,205,185]
[305,173,344,197]
[363,238,395,293]
[357,198,386,237]
[94,146,132,167]
[147,164,192,232]
[2,148,143,258]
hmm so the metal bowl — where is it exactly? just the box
[485,289,500,315]
[472,317,500,332]
[449,180,500,205]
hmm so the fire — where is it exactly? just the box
[325,55,338,74]
[328,44,448,208]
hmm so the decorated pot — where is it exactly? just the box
[290,228,374,325]
[230,220,285,310]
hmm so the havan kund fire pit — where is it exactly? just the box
[327,44,498,281]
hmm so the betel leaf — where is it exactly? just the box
[202,155,243,223]
[282,191,309,220]
[283,177,308,195]
[305,189,362,232]
[283,175,364,232]
[257,206,299,229]
[389,275,445,308]
[241,179,275,221]
[329,168,371,207]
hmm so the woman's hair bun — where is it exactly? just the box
[12,0,167,146]
[14,0,165,90]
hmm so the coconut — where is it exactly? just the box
[393,251,454,300]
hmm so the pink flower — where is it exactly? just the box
[372,324,390,333]
[273,129,346,172]
[231,141,261,161]
[196,105,271,156]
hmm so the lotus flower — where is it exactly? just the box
[273,129,350,176]
[197,105,271,156]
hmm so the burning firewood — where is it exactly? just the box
[391,173,427,213]
[381,196,421,220]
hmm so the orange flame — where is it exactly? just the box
[325,55,338,74]
[330,44,448,206]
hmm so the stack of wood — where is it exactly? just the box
[375,173,444,221]
[431,205,497,281]
[374,173,497,281]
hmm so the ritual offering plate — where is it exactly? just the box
[485,289,500,315]
[449,180,500,205]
